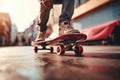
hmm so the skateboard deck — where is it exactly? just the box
[32,33,87,56]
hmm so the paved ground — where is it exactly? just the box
[0,46,120,80]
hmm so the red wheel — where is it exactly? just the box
[56,45,65,55]
[74,45,83,56]
[50,47,54,53]
[34,46,38,53]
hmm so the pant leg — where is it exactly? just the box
[59,0,74,23]
[38,1,51,32]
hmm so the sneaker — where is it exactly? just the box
[59,21,80,36]
[35,31,46,41]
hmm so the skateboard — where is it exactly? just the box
[32,33,87,56]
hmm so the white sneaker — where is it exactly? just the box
[35,31,46,41]
[59,21,80,36]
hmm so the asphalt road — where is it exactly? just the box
[0,46,120,80]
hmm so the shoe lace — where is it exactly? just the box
[64,22,74,30]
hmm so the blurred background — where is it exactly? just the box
[0,1,120,80]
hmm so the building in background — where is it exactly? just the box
[73,0,120,45]
[0,13,12,46]
[11,24,18,45]
[72,0,120,30]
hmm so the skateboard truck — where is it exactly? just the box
[56,44,83,56]
[34,45,54,53]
